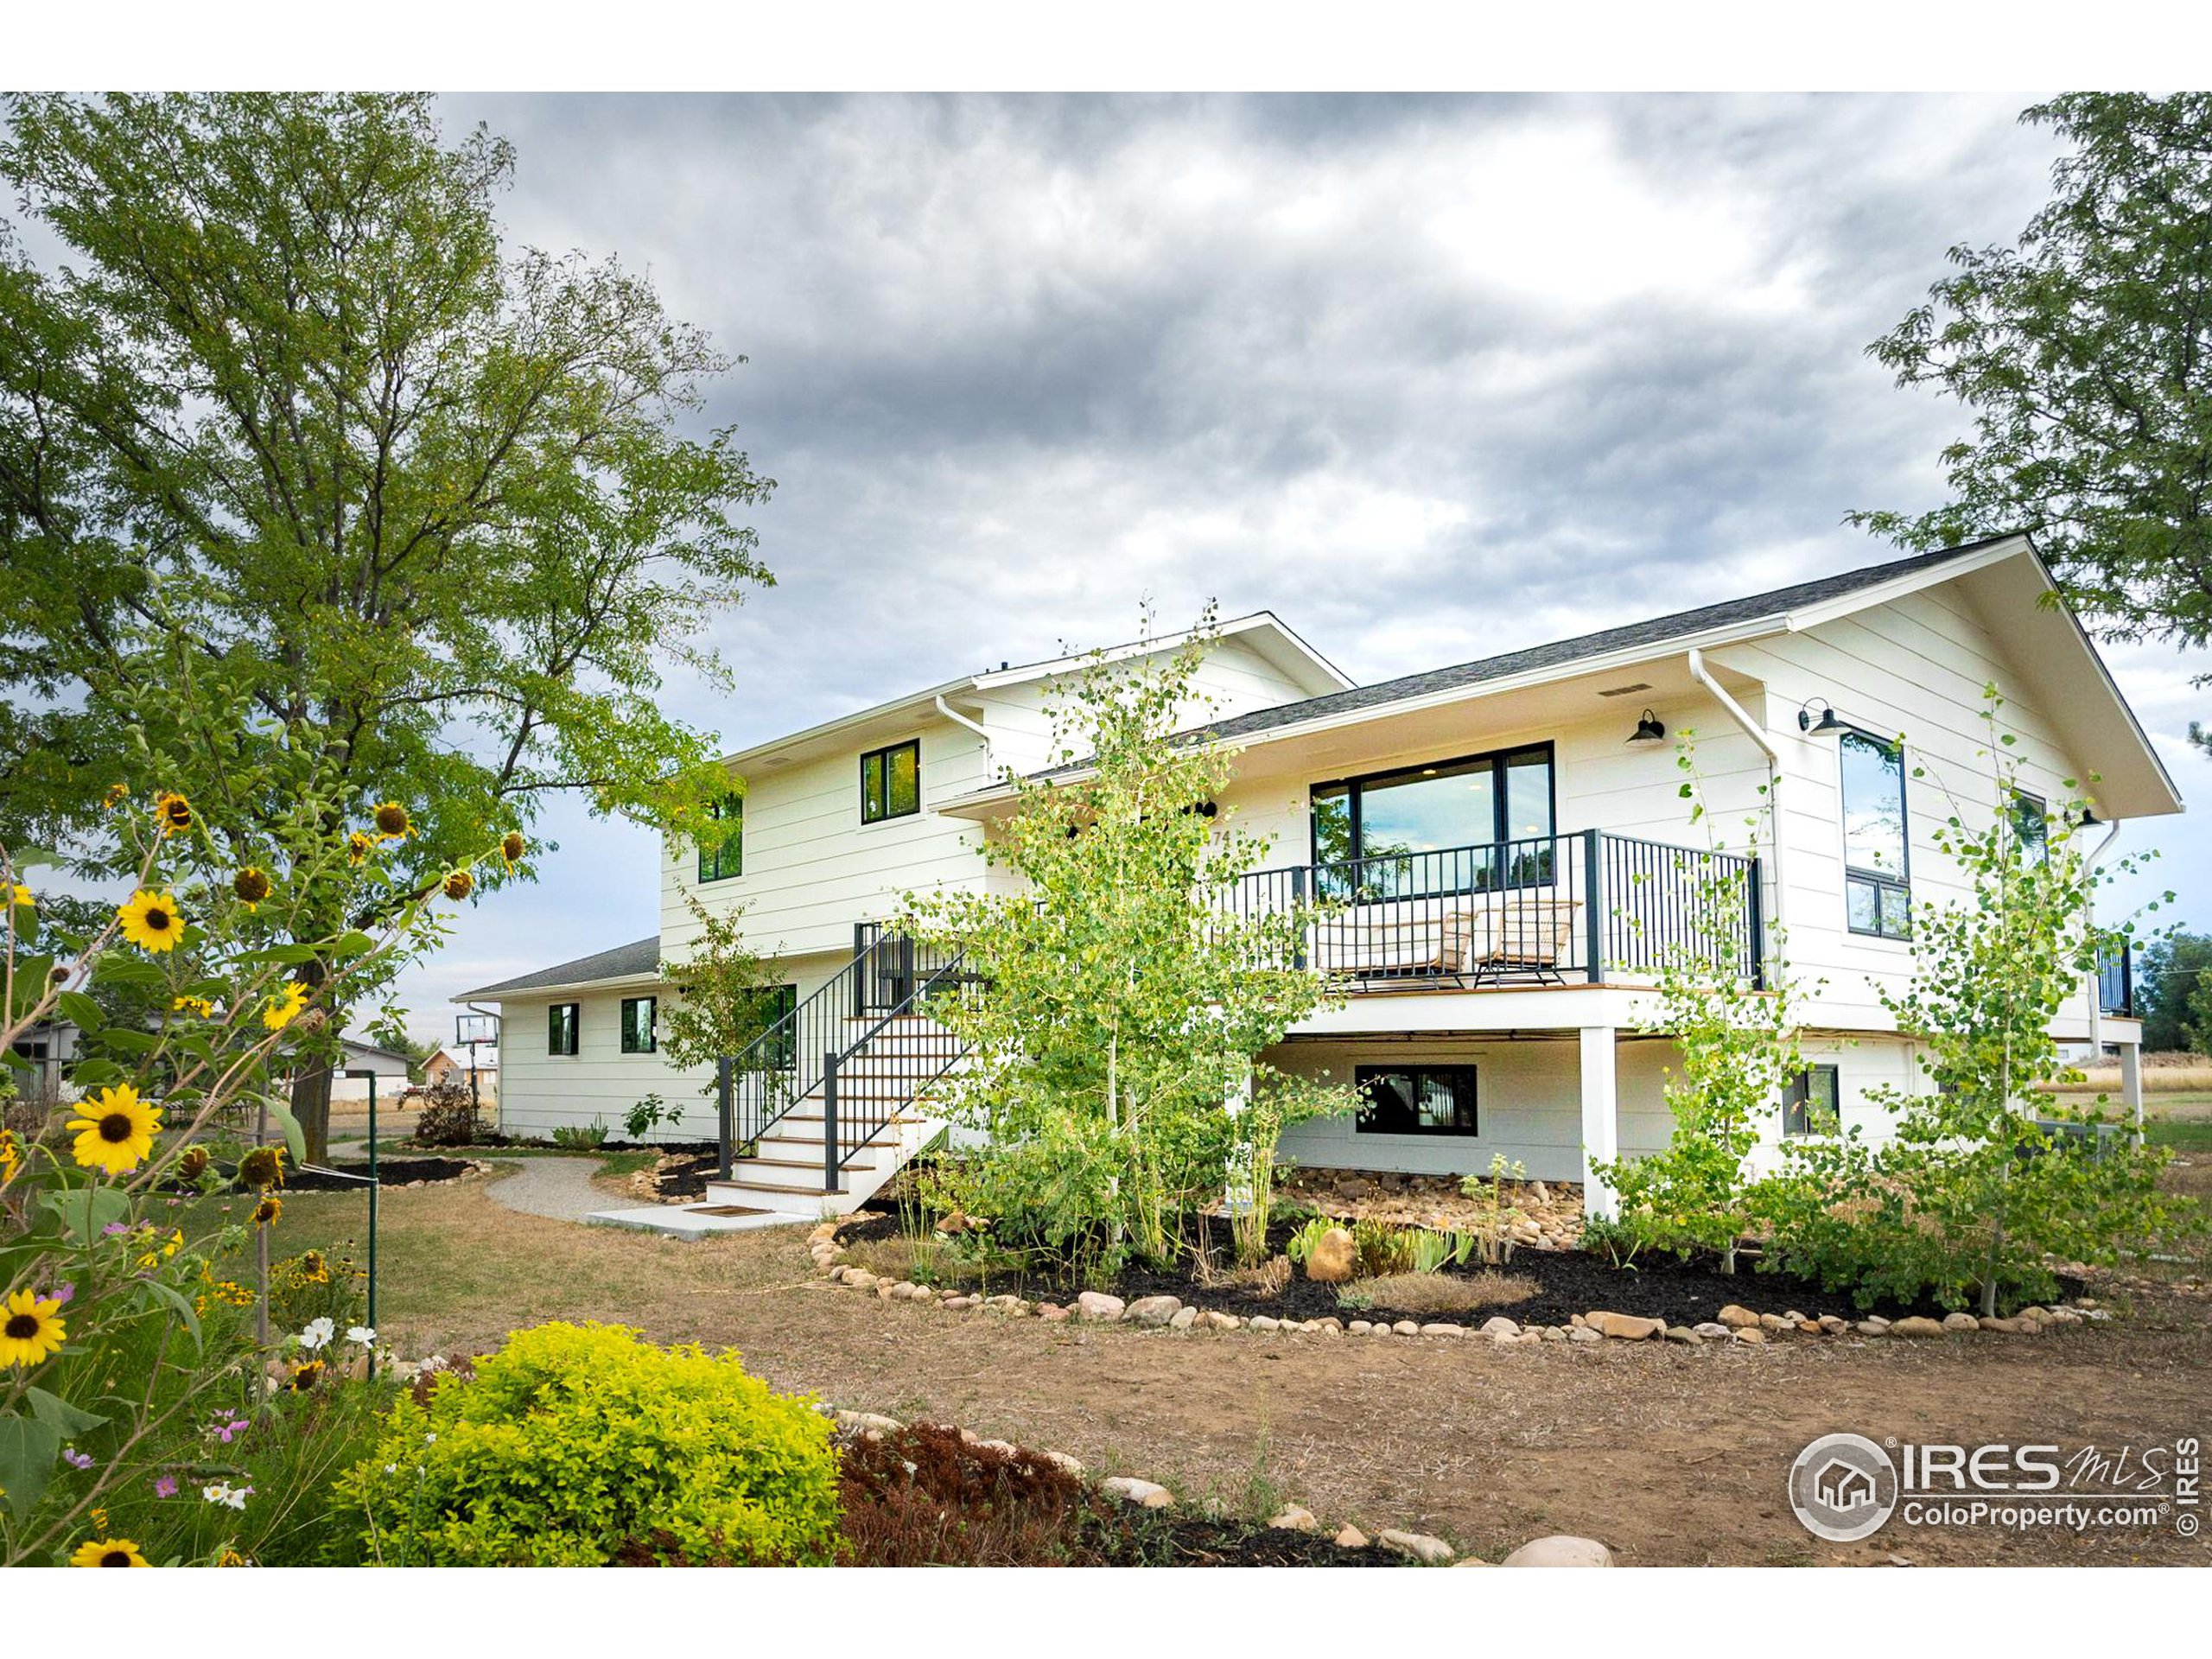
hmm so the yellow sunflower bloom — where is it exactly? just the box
[346,831,376,866]
[68,1537,149,1567]
[442,868,473,901]
[1,1287,68,1368]
[232,867,270,906]
[0,1128,20,1186]
[238,1146,284,1189]
[67,1084,163,1176]
[117,889,185,953]
[251,1194,282,1227]
[103,782,129,810]
[263,980,308,1031]
[8,883,30,908]
[172,995,215,1018]
[154,791,193,835]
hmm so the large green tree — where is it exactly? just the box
[2136,929,2212,1053]
[1852,93,2212,757]
[0,94,773,1155]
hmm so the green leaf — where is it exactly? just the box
[133,1278,204,1352]
[24,1387,105,1438]
[40,1184,130,1242]
[329,930,376,959]
[0,1415,61,1522]
[94,1027,156,1057]
[92,951,166,990]
[264,1097,307,1165]
[249,943,325,966]
[53,990,105,1034]
[65,1058,126,1090]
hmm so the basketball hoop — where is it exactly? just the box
[455,1011,499,1047]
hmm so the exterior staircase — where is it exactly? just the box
[700,1009,963,1217]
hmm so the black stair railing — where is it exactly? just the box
[821,944,976,1190]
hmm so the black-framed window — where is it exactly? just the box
[861,740,921,824]
[696,792,742,882]
[1311,744,1554,899]
[746,982,798,1069]
[547,1002,580,1057]
[620,995,658,1054]
[1839,729,1910,939]
[1354,1064,1478,1135]
[2008,788,2049,864]
[1783,1065,1840,1137]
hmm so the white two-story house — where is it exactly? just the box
[459,536,2180,1228]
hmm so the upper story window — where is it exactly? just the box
[620,995,658,1054]
[547,1002,580,1057]
[1310,743,1554,897]
[696,792,742,883]
[1839,730,1910,940]
[861,740,921,824]
[2008,788,2049,863]
[1783,1064,1840,1136]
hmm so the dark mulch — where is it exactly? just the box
[649,1149,720,1201]
[837,1208,2075,1326]
[289,1157,474,1192]
[407,1134,716,1156]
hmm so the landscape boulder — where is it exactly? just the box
[1587,1310,1665,1341]
[1125,1295,1185,1327]
[1074,1291,1127,1322]
[1304,1226,1358,1283]
[1502,1535,1615,1567]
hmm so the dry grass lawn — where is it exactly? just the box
[255,1175,2212,1567]
[1338,1270,1540,1318]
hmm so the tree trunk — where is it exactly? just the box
[292,1054,334,1166]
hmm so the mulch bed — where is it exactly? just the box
[289,1157,474,1192]
[837,1207,2075,1326]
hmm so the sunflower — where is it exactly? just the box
[175,1145,209,1182]
[232,867,270,906]
[262,980,308,1031]
[442,868,474,901]
[171,995,215,1018]
[8,883,30,909]
[251,1194,281,1228]
[346,831,376,866]
[117,889,185,953]
[0,1129,20,1186]
[214,1548,251,1567]
[103,782,129,810]
[296,1249,330,1284]
[289,1359,325,1392]
[67,1084,163,1177]
[68,1537,149,1568]
[237,1146,284,1190]
[501,830,526,866]
[372,801,411,839]
[1,1287,68,1368]
[155,791,193,834]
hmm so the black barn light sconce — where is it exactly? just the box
[1626,709,1668,745]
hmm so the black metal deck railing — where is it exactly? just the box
[1222,827,1762,987]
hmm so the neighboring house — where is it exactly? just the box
[8,1018,83,1105]
[459,540,2181,1224]
[325,1038,417,1103]
[420,1046,497,1091]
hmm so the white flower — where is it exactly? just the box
[384,1464,398,1476]
[299,1316,335,1352]
[346,1325,377,1348]
[201,1481,250,1510]
[423,1432,437,1445]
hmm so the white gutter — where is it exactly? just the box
[934,695,993,771]
[2083,817,2123,1053]
[1687,647,1786,938]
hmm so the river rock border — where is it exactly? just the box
[807,1223,2113,1347]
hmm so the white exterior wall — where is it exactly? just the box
[1709,586,2100,1034]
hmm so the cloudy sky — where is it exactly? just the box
[394,91,2206,1046]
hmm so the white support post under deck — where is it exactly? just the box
[2120,1039,2145,1144]
[1580,1025,1619,1221]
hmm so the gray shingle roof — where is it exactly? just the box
[457,935,662,1000]
[1033,537,2021,775]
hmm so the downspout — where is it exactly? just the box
[1686,648,1785,937]
[2083,818,2122,1054]
[934,694,991,770]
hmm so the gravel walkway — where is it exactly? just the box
[478,1156,613,1224]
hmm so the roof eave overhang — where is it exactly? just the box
[452,969,664,1004]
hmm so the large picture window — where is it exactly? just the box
[547,1002,580,1057]
[1310,744,1554,899]
[696,792,743,882]
[1783,1065,1840,1137]
[861,740,921,824]
[1354,1064,1478,1135]
[1839,730,1910,939]
[620,995,658,1054]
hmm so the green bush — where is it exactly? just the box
[334,1322,841,1565]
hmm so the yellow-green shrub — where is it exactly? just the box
[334,1322,840,1565]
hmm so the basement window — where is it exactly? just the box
[1354,1064,1478,1136]
[1783,1065,1840,1137]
